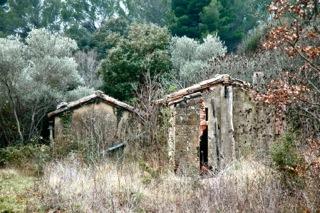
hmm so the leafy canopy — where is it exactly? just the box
[170,34,226,87]
[170,0,271,51]
[100,23,171,101]
[0,29,84,143]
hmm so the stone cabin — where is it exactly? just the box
[158,74,284,174]
[48,91,136,153]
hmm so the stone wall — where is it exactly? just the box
[173,98,202,174]
[232,87,277,161]
[203,84,236,171]
[168,84,281,174]
[54,100,132,148]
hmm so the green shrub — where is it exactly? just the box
[271,132,304,188]
[271,133,301,169]
[237,23,268,54]
[0,143,51,175]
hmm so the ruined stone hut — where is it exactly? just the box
[48,91,136,153]
[158,74,283,174]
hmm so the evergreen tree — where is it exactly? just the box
[124,0,172,26]
[92,17,130,59]
[0,0,42,37]
[171,0,210,38]
[100,23,171,101]
[171,0,271,51]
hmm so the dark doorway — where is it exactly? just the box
[200,127,208,168]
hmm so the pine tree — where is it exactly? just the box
[171,0,210,39]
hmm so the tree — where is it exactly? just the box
[100,23,171,101]
[59,0,121,49]
[41,0,63,31]
[74,50,102,88]
[0,0,43,37]
[92,17,130,59]
[0,37,27,142]
[262,0,320,135]
[124,0,172,26]
[0,0,172,51]
[170,34,226,87]
[0,29,83,144]
[171,0,211,38]
[60,0,172,51]
[200,0,271,51]
[199,0,222,34]
[0,0,124,48]
[170,0,271,50]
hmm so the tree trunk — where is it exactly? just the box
[13,106,24,142]
[4,81,24,143]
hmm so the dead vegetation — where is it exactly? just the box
[37,157,314,212]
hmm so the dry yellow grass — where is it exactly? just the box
[38,157,285,212]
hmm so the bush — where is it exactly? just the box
[237,23,268,54]
[0,143,51,175]
[271,132,305,189]
[271,133,302,169]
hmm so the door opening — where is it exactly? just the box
[200,126,208,169]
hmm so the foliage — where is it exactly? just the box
[271,133,302,169]
[213,0,268,51]
[92,17,130,59]
[263,0,320,136]
[0,0,171,50]
[0,143,51,175]
[61,0,171,49]
[0,28,82,144]
[237,22,268,54]
[60,0,120,50]
[64,86,96,102]
[171,0,271,50]
[0,0,43,38]
[169,34,226,87]
[255,73,308,109]
[0,169,39,212]
[73,50,101,88]
[100,23,171,101]
[195,49,297,91]
[24,29,80,93]
[171,0,211,39]
[128,74,169,170]
[271,132,306,190]
[51,137,85,160]
[124,0,172,26]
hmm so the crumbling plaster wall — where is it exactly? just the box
[232,87,277,160]
[168,84,280,173]
[54,101,131,147]
[203,84,236,171]
[173,98,202,174]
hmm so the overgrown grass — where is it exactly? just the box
[1,156,319,212]
[38,158,285,212]
[1,132,319,212]
[0,169,40,212]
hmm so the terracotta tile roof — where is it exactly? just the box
[48,91,135,118]
[157,74,250,105]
